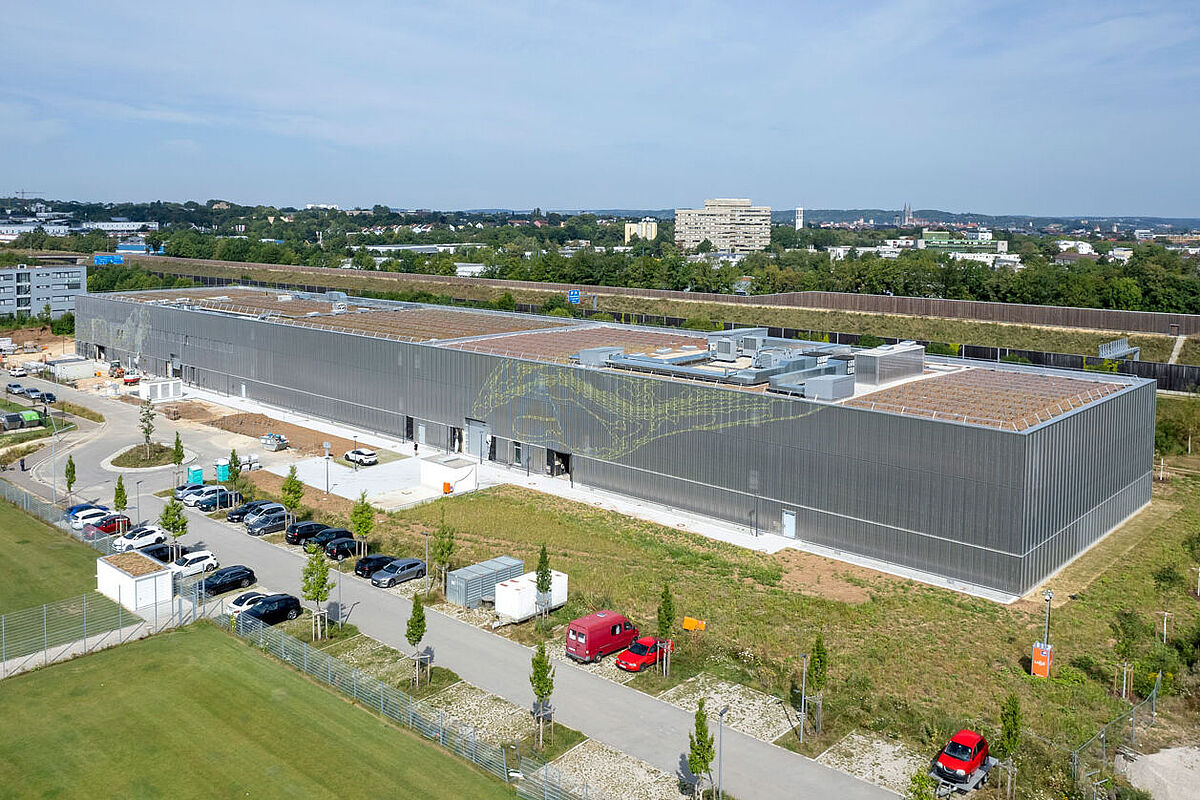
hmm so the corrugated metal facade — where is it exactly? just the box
[76,294,1156,596]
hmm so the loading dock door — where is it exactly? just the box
[781,510,796,539]
[465,419,490,460]
[416,424,426,445]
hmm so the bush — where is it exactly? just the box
[1000,353,1033,365]
[1152,563,1185,592]
[857,334,885,348]
[925,341,957,356]
[682,317,718,331]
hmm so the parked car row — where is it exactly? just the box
[4,382,56,403]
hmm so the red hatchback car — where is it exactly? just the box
[615,636,673,673]
[83,514,131,539]
[934,729,989,784]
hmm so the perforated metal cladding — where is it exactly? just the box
[77,295,1155,595]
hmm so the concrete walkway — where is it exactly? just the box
[7,373,891,799]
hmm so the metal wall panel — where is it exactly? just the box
[75,294,1155,596]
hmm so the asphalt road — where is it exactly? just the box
[11,374,892,800]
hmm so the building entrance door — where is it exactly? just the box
[781,510,796,539]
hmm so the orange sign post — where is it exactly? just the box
[1031,642,1053,678]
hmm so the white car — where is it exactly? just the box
[169,550,219,577]
[226,590,268,615]
[70,508,109,530]
[182,485,225,507]
[244,502,285,526]
[8,367,26,378]
[343,448,378,466]
[112,525,168,552]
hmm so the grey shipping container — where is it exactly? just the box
[445,555,524,608]
[1,413,22,431]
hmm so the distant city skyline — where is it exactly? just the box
[1,1,1197,217]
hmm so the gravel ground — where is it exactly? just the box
[553,739,684,800]
[1118,745,1200,800]
[422,681,534,745]
[658,673,792,742]
[553,651,635,685]
[816,731,926,795]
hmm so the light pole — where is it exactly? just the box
[424,529,430,596]
[1042,589,1054,645]
[717,705,730,800]
[323,442,331,495]
[135,480,144,523]
[352,435,358,471]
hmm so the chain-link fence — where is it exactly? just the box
[1071,673,1161,783]
[0,478,144,557]
[221,613,593,800]
[1,592,134,677]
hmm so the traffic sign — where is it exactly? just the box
[567,289,580,304]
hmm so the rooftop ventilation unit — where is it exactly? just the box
[743,336,765,356]
[714,338,738,362]
[276,294,293,302]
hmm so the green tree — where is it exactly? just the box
[535,543,552,627]
[687,698,716,797]
[905,768,937,800]
[995,693,1021,761]
[139,399,155,459]
[430,509,456,594]
[808,634,828,692]
[529,642,556,749]
[657,584,675,676]
[159,498,188,558]
[113,474,127,512]
[301,549,332,612]
[172,431,184,467]
[280,465,305,519]
[65,455,76,496]
[406,593,428,686]
[350,490,374,544]
[227,448,241,486]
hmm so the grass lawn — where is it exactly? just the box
[112,442,175,468]
[0,498,100,609]
[0,624,514,800]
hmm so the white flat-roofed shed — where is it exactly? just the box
[96,552,173,610]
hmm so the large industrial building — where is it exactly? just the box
[75,287,1155,599]
[674,198,771,253]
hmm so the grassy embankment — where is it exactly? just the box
[0,498,102,609]
[0,624,516,800]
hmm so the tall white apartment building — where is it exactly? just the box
[674,198,771,253]
[795,207,804,230]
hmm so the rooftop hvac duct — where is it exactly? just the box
[854,342,925,387]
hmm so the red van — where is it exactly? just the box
[565,610,639,663]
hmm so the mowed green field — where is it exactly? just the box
[0,499,100,609]
[0,624,514,800]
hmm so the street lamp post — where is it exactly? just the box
[135,480,144,524]
[352,435,358,471]
[1042,589,1054,645]
[323,442,331,495]
[717,705,730,800]
[424,530,430,596]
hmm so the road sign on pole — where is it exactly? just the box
[567,289,580,304]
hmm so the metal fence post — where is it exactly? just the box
[1,613,6,678]
[303,641,308,674]
[353,668,358,700]
[118,585,123,642]
[82,593,87,652]
[43,603,48,666]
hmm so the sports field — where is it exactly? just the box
[0,624,514,800]
[0,499,100,609]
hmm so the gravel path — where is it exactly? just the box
[554,739,684,800]
[659,673,792,742]
[422,681,534,744]
[817,731,925,795]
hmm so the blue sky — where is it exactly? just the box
[2,1,1197,216]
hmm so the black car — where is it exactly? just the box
[199,565,257,596]
[324,537,363,561]
[239,593,301,625]
[247,511,288,536]
[196,488,242,512]
[42,392,57,404]
[226,500,272,523]
[138,542,190,563]
[304,527,351,553]
[354,554,396,578]
[284,520,330,545]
